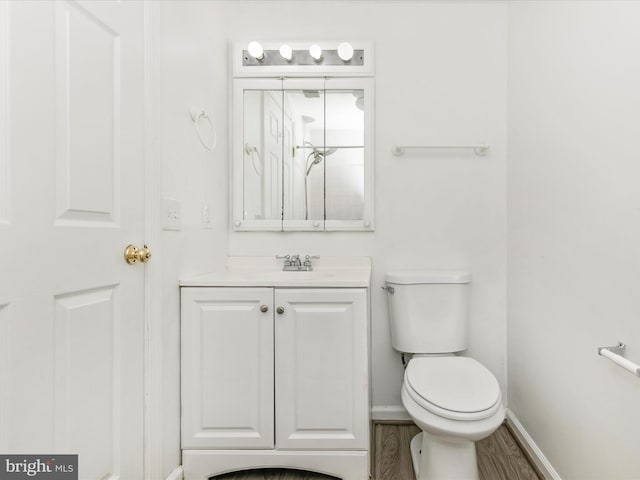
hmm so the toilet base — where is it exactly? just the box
[410,432,480,480]
[410,432,422,476]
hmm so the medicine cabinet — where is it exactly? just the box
[232,77,374,231]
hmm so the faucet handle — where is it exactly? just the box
[303,255,319,267]
[276,254,292,266]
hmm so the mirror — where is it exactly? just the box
[233,78,373,231]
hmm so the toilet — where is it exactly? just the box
[384,270,504,480]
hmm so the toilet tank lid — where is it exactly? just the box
[385,270,471,284]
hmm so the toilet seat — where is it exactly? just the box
[404,357,501,421]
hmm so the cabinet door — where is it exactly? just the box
[181,287,274,449]
[275,289,369,450]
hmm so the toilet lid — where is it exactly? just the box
[405,357,500,415]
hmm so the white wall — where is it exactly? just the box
[154,2,229,476]
[508,2,640,478]
[223,1,508,409]
[150,1,640,476]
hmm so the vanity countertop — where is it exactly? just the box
[180,256,371,288]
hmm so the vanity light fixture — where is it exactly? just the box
[309,44,323,62]
[279,44,293,62]
[241,42,366,68]
[247,41,265,61]
[337,42,354,62]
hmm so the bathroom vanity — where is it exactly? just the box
[180,257,371,479]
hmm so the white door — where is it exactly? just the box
[274,289,369,450]
[262,91,283,222]
[0,1,146,478]
[181,287,275,449]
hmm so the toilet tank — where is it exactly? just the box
[385,270,471,354]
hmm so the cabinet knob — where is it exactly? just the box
[276,306,285,315]
[260,305,269,313]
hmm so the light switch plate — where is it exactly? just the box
[201,201,212,228]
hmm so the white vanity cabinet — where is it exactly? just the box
[274,288,368,450]
[180,260,370,480]
[181,287,275,450]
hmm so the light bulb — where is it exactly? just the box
[309,44,322,61]
[337,42,354,62]
[247,41,264,61]
[279,44,293,62]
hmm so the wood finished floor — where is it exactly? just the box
[374,423,540,480]
[212,422,541,480]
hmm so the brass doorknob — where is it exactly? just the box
[124,244,151,265]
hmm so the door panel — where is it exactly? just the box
[54,286,120,478]
[181,288,275,449]
[55,0,120,225]
[275,289,368,450]
[0,1,146,477]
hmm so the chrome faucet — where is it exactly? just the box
[276,254,319,271]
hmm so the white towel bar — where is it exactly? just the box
[391,144,489,157]
[598,342,640,378]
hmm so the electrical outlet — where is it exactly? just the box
[162,197,181,231]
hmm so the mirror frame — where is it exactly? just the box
[232,77,374,232]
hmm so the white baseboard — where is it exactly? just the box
[371,405,412,421]
[505,409,562,480]
[165,466,183,480]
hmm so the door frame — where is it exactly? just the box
[143,1,165,478]
[0,0,9,456]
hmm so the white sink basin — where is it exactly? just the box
[180,257,370,288]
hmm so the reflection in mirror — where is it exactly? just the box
[282,89,365,222]
[325,90,364,220]
[283,89,325,221]
[243,90,283,221]
[235,78,371,231]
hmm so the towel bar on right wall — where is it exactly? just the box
[598,342,640,378]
